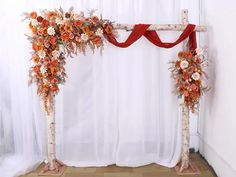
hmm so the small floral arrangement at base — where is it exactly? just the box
[24,7,117,114]
[169,48,208,113]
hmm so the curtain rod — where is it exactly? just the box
[113,23,207,32]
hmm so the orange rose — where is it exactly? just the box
[29,11,37,19]
[82,26,90,34]
[32,43,39,51]
[105,25,113,34]
[64,25,72,32]
[51,59,58,66]
[93,37,101,46]
[60,32,70,41]
[33,65,40,73]
[50,67,58,74]
[47,11,56,18]
[185,51,192,59]
[88,31,95,38]
[74,20,83,27]
[33,54,39,63]
[49,36,57,45]
[42,20,49,28]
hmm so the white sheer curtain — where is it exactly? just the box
[0,0,199,177]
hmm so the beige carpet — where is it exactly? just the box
[19,153,216,177]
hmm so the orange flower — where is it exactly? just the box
[47,11,56,18]
[33,65,40,73]
[175,60,180,68]
[42,20,49,28]
[82,26,90,34]
[88,31,95,38]
[74,20,83,27]
[50,67,58,74]
[51,59,58,66]
[50,20,56,27]
[64,25,72,32]
[29,11,37,19]
[185,51,192,59]
[60,32,70,41]
[33,54,39,63]
[49,36,57,45]
[32,43,39,51]
[93,37,101,46]
[105,25,113,34]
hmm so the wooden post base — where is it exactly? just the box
[38,159,66,176]
[175,161,200,176]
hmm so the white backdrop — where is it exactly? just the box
[0,0,200,177]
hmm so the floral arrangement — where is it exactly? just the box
[24,7,116,114]
[170,48,208,113]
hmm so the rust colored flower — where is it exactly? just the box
[91,16,99,23]
[60,32,70,41]
[49,36,57,45]
[93,37,101,46]
[175,60,180,68]
[178,51,184,58]
[65,12,71,18]
[105,25,113,34]
[29,11,37,19]
[74,20,83,27]
[37,16,43,23]
[42,20,49,28]
[183,71,189,81]
[51,85,59,92]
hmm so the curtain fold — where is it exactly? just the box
[0,0,199,176]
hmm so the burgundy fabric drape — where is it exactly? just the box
[108,24,197,50]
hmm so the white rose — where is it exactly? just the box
[31,19,38,27]
[55,17,64,25]
[95,28,103,37]
[40,66,47,74]
[52,50,60,58]
[191,72,200,81]
[38,50,46,59]
[81,33,88,41]
[195,48,204,55]
[47,27,55,36]
[180,60,189,69]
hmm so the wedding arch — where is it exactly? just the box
[24,8,207,176]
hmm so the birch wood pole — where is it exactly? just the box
[46,97,56,171]
[179,9,191,172]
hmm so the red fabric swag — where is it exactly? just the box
[108,24,197,50]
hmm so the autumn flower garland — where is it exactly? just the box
[25,8,116,114]
[170,48,208,113]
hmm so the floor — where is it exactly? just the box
[19,153,216,177]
